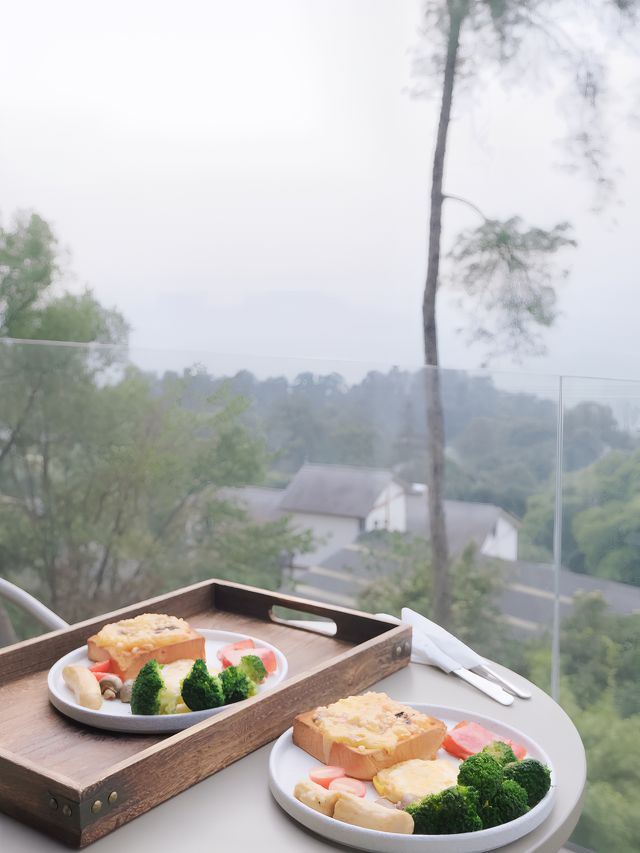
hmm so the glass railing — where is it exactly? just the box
[0,338,637,851]
[558,377,640,853]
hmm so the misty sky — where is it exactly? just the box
[1,0,640,384]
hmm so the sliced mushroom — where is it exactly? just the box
[99,674,123,700]
[118,679,134,703]
[374,798,399,810]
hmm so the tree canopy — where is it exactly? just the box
[0,213,312,626]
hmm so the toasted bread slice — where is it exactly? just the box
[87,613,205,681]
[293,693,446,780]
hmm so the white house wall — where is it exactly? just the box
[481,516,518,561]
[289,512,360,567]
[365,484,407,532]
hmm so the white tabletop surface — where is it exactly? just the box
[1,661,586,853]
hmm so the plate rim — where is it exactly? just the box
[48,627,288,733]
[268,700,556,852]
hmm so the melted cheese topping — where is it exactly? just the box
[159,659,196,695]
[313,692,438,752]
[373,759,458,803]
[92,613,195,653]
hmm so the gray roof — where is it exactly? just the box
[291,542,640,632]
[218,486,283,523]
[508,560,640,617]
[406,494,518,556]
[279,464,395,518]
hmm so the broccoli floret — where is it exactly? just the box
[181,659,224,711]
[237,654,268,685]
[477,801,502,829]
[503,759,551,808]
[481,740,518,768]
[131,660,180,715]
[405,785,482,834]
[219,664,256,703]
[457,752,503,803]
[481,779,529,826]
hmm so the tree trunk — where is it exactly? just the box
[423,5,464,627]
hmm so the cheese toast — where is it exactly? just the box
[87,613,205,681]
[293,692,446,780]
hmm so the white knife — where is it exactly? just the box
[376,613,513,706]
[411,630,514,706]
[400,608,532,700]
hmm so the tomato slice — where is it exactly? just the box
[309,766,346,788]
[221,647,277,673]
[443,721,526,760]
[217,639,255,664]
[93,671,109,682]
[328,777,367,797]
[88,660,112,674]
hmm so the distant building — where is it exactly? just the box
[220,462,640,631]
[405,488,519,562]
[221,462,518,567]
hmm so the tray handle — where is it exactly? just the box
[269,605,337,636]
[212,581,400,644]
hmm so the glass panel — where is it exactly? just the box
[0,340,559,686]
[561,377,640,853]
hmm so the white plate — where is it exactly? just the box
[269,703,555,853]
[48,628,288,733]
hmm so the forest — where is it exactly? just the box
[172,363,640,587]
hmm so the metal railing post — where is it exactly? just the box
[551,375,564,701]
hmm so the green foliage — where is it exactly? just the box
[573,499,640,585]
[560,593,617,707]
[560,593,640,717]
[522,447,640,582]
[563,692,640,853]
[0,355,302,622]
[448,217,576,360]
[357,533,433,617]
[557,597,640,851]
[2,326,306,614]
[356,537,525,669]
[615,616,640,719]
[1,211,127,345]
[0,212,58,337]
[449,547,508,658]
[166,363,631,523]
[577,781,640,853]
[0,215,313,628]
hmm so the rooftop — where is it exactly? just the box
[279,463,397,518]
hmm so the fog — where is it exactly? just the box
[1,0,639,382]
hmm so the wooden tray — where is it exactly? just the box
[0,579,411,847]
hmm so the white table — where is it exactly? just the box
[1,662,586,853]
